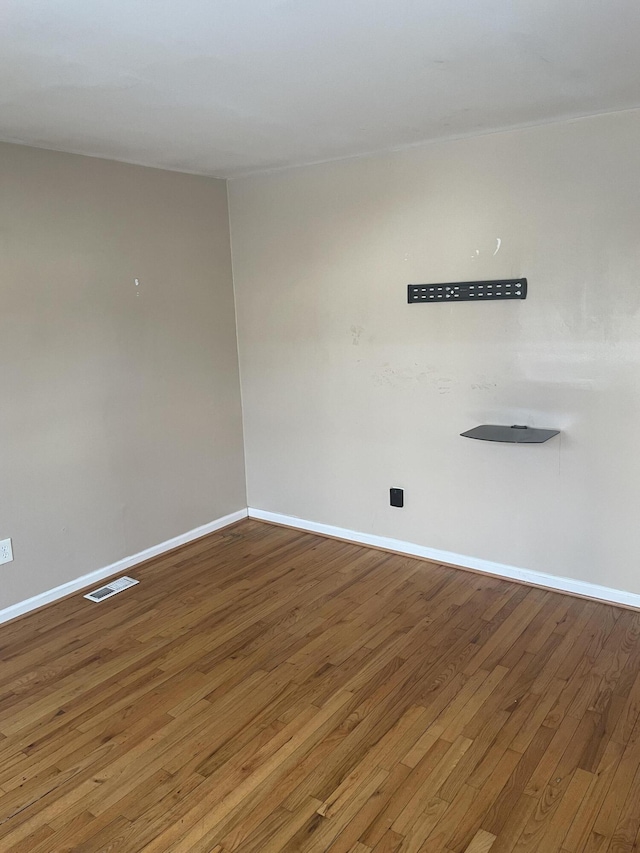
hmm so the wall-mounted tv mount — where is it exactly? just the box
[408,278,527,304]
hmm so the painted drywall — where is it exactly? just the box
[229,109,640,594]
[0,142,246,610]
[4,1,640,177]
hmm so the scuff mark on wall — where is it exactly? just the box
[468,237,502,261]
[436,377,453,395]
[350,325,364,345]
[370,363,457,393]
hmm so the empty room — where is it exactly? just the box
[2,1,640,851]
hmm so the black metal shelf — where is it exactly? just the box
[461,425,559,444]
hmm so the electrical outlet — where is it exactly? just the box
[0,538,13,565]
[390,488,404,508]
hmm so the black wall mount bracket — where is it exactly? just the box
[408,278,527,304]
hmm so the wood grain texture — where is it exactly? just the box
[0,518,639,851]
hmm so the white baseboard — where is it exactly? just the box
[0,509,248,626]
[248,508,640,611]
[5,504,637,626]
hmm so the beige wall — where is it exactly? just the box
[0,143,246,610]
[230,110,640,594]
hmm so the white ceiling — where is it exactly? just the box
[1,0,640,178]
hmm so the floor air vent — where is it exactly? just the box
[84,576,139,602]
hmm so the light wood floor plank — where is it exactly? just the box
[0,518,639,851]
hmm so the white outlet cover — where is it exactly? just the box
[0,538,13,564]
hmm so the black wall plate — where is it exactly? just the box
[390,488,404,507]
[408,279,527,304]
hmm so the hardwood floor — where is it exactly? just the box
[1,520,639,852]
